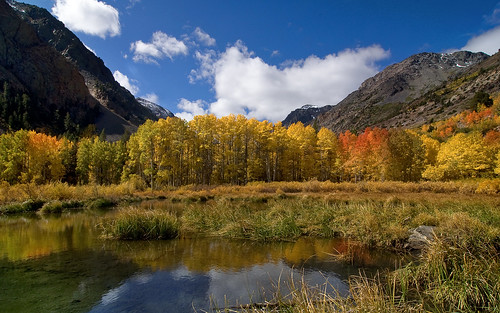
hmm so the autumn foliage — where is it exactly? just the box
[1,100,500,186]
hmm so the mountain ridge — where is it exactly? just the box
[1,0,161,136]
[282,51,494,132]
[316,50,491,132]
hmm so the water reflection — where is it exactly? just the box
[0,209,405,313]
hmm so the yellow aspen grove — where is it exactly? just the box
[246,119,273,182]
[189,114,218,185]
[285,122,318,181]
[386,129,424,182]
[269,122,289,182]
[0,130,29,184]
[25,131,65,184]
[124,120,162,188]
[423,132,494,180]
[316,127,339,181]
[3,109,499,187]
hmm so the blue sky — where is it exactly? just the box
[21,0,500,121]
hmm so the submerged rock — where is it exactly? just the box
[405,225,435,250]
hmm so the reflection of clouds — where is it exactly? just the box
[88,261,349,313]
[170,266,195,280]
[207,261,349,307]
[89,270,210,313]
[134,272,154,284]
[100,283,127,306]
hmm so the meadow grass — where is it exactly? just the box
[1,179,500,206]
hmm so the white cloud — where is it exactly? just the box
[130,31,188,64]
[175,98,208,121]
[271,50,280,57]
[113,70,139,95]
[52,0,120,39]
[462,25,500,55]
[186,41,390,122]
[189,50,217,83]
[193,27,216,46]
[143,93,159,104]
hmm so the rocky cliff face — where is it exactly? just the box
[3,0,159,135]
[316,51,490,132]
[0,0,99,131]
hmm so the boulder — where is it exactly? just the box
[405,225,435,250]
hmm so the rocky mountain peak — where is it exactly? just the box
[136,98,175,119]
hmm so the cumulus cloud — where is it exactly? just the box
[175,98,208,121]
[193,27,216,46]
[462,25,500,55]
[130,31,188,64]
[143,93,160,104]
[189,50,217,83]
[113,70,139,95]
[183,41,390,122]
[52,0,120,39]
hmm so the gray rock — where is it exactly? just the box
[405,225,435,250]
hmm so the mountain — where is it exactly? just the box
[136,98,175,119]
[282,104,332,127]
[0,0,99,133]
[1,0,159,136]
[314,51,490,133]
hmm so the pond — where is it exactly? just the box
[0,202,406,313]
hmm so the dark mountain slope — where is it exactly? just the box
[0,0,99,132]
[6,0,159,135]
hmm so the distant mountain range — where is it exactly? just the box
[1,0,169,137]
[283,50,499,133]
[281,104,332,127]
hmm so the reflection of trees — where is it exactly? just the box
[103,238,286,271]
[282,238,407,280]
[103,237,404,276]
[0,213,98,260]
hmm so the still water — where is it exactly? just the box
[0,204,404,313]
